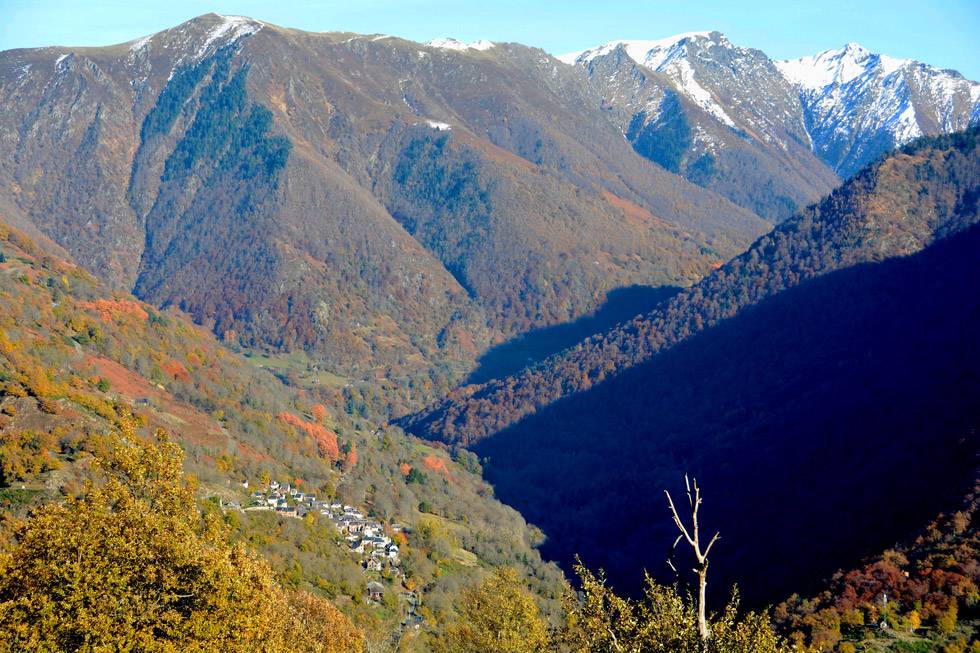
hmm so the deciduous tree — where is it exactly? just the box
[436,567,550,653]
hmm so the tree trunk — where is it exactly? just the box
[698,566,710,650]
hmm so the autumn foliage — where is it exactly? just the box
[344,443,357,470]
[434,568,550,653]
[77,299,149,324]
[776,478,980,650]
[0,430,362,652]
[312,403,328,424]
[423,454,452,482]
[278,412,340,462]
[161,358,190,382]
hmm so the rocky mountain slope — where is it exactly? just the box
[561,32,841,221]
[779,42,980,176]
[562,32,979,218]
[0,14,768,407]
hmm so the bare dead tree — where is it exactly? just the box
[665,475,720,651]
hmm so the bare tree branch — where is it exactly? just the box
[664,489,695,547]
[703,532,721,559]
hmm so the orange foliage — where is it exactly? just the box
[81,356,224,449]
[423,454,452,482]
[161,359,190,383]
[399,463,412,476]
[344,443,357,470]
[312,404,328,424]
[600,191,672,230]
[278,412,340,462]
[78,299,149,323]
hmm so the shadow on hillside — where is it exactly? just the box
[466,284,682,385]
[474,225,980,608]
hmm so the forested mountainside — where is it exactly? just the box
[775,476,980,652]
[0,14,768,410]
[405,127,980,446]
[473,205,980,608]
[564,32,979,218]
[0,221,566,650]
[2,16,976,418]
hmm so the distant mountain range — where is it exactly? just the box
[562,32,979,217]
[0,14,976,412]
[0,14,764,409]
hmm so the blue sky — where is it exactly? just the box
[2,0,978,78]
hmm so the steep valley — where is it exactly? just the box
[1,12,979,652]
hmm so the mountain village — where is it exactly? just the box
[235,478,424,627]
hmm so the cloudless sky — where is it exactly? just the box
[2,0,978,79]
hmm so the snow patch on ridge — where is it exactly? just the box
[670,57,736,127]
[559,32,715,65]
[426,38,494,52]
[128,34,153,53]
[195,15,263,59]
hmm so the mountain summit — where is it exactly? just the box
[563,32,979,204]
[778,43,980,175]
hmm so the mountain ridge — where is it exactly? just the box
[0,13,766,414]
[563,30,979,206]
[2,13,976,418]
[403,127,980,445]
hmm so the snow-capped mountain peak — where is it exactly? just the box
[562,30,979,182]
[123,13,263,69]
[561,32,740,128]
[775,42,910,91]
[558,31,722,67]
[774,43,979,175]
[193,15,263,59]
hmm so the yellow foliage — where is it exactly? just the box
[435,568,550,653]
[1,382,27,398]
[0,431,363,652]
[907,609,921,632]
[0,330,13,355]
[559,563,803,653]
[938,602,959,635]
